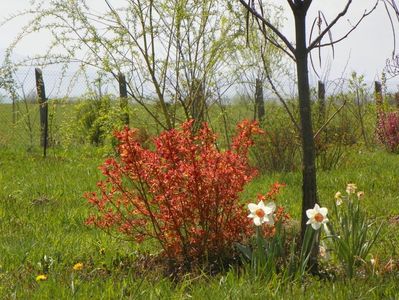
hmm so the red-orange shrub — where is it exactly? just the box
[85,120,262,266]
[257,182,290,238]
[377,111,399,153]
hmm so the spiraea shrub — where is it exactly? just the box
[85,120,262,269]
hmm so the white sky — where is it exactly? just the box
[0,0,398,92]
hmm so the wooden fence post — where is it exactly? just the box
[255,78,265,121]
[35,68,48,157]
[12,95,16,125]
[375,81,383,115]
[318,81,326,123]
[118,73,129,125]
[190,78,205,131]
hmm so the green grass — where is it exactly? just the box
[1,143,399,299]
[1,99,399,299]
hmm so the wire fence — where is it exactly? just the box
[2,66,398,156]
[0,67,120,152]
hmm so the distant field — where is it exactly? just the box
[0,98,255,150]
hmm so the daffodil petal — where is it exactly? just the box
[253,217,262,226]
[264,202,276,214]
[248,203,258,213]
[306,209,315,218]
[257,200,265,208]
[319,207,328,216]
[311,222,321,230]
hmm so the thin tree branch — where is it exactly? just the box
[314,100,346,139]
[304,0,313,11]
[254,17,296,61]
[313,2,378,49]
[261,54,301,132]
[287,0,295,11]
[238,0,296,55]
[308,0,354,51]
[383,0,397,57]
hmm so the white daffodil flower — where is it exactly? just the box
[335,191,343,206]
[319,245,329,260]
[306,203,329,230]
[346,183,357,195]
[248,200,276,226]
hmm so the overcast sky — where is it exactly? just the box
[0,0,398,92]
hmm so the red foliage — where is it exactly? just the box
[257,182,286,202]
[376,111,399,153]
[85,120,262,265]
[257,182,290,238]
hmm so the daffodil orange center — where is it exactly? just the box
[314,213,324,223]
[255,208,265,218]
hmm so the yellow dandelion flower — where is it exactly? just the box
[36,274,48,282]
[73,262,84,271]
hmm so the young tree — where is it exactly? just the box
[238,0,377,271]
[3,0,243,131]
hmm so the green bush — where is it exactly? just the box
[61,94,128,148]
[251,103,300,173]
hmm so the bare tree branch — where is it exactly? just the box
[313,2,378,49]
[238,0,296,55]
[261,54,301,132]
[313,100,346,139]
[308,0,354,51]
[254,17,296,61]
[304,0,313,10]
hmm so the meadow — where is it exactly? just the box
[1,97,399,299]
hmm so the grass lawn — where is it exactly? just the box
[1,143,399,299]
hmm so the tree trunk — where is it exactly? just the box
[294,9,318,272]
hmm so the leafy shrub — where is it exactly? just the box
[85,119,262,270]
[376,111,399,153]
[314,96,358,170]
[251,107,300,173]
[62,94,128,147]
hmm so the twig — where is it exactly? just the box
[262,55,301,132]
[314,100,346,139]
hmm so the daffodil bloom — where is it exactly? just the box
[357,191,364,199]
[248,200,276,226]
[319,245,329,259]
[36,274,48,282]
[384,258,395,273]
[346,183,357,195]
[306,203,329,230]
[335,191,343,206]
[370,257,377,267]
[73,262,84,271]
